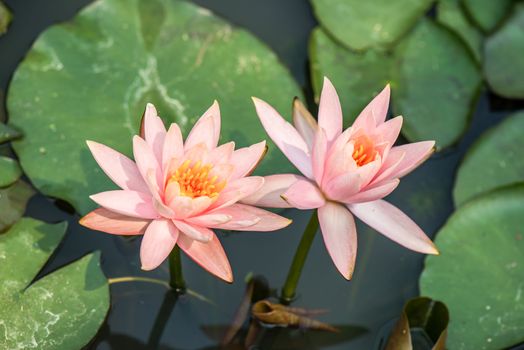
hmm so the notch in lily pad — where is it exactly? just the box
[384,297,448,350]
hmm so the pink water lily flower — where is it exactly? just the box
[242,77,439,279]
[80,102,291,283]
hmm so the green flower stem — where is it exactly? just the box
[280,210,319,304]
[169,246,186,294]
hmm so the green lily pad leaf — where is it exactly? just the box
[461,0,512,33]
[0,123,22,144]
[7,0,302,215]
[0,180,34,232]
[0,218,109,349]
[310,0,433,51]
[484,4,524,99]
[453,111,524,206]
[0,1,11,35]
[391,19,482,149]
[310,27,392,126]
[437,0,483,62]
[420,185,524,350]
[0,156,22,188]
[385,297,448,350]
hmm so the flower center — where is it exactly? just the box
[352,135,377,167]
[169,160,226,199]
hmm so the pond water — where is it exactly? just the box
[1,0,523,349]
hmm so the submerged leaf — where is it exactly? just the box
[421,185,524,349]
[8,0,302,215]
[0,218,110,349]
[0,156,21,187]
[0,180,34,232]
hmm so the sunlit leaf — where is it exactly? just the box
[310,0,432,50]
[0,218,109,349]
[484,4,524,99]
[420,186,524,349]
[7,0,302,215]
[437,0,483,62]
[453,111,524,206]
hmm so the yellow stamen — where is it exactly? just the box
[351,135,377,167]
[169,160,226,198]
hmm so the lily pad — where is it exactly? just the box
[453,111,524,206]
[310,0,433,51]
[0,123,22,143]
[309,27,392,125]
[484,4,524,99]
[0,156,22,187]
[7,0,302,215]
[0,1,11,35]
[0,218,109,349]
[385,297,448,350]
[461,0,512,33]
[437,0,483,62]
[391,19,482,149]
[420,185,524,350]
[0,180,34,232]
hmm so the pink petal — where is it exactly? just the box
[90,190,158,219]
[371,150,405,185]
[348,200,438,254]
[229,141,267,179]
[312,129,328,185]
[208,142,235,166]
[204,204,291,231]
[186,213,233,227]
[386,141,435,179]
[318,77,343,145]
[356,157,382,188]
[133,136,162,186]
[169,195,213,219]
[322,137,357,184]
[252,97,313,178]
[353,85,391,131]
[375,115,402,146]
[293,98,318,151]
[162,123,184,169]
[318,202,357,280]
[344,179,400,203]
[173,220,213,242]
[140,219,178,270]
[240,174,303,208]
[144,170,174,218]
[282,179,325,210]
[142,103,167,163]
[178,232,233,283]
[185,101,221,150]
[322,172,361,202]
[86,141,148,193]
[211,176,264,210]
[80,208,149,235]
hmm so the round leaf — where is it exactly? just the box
[484,4,524,99]
[437,0,483,63]
[310,0,433,51]
[309,27,392,126]
[7,0,302,215]
[0,218,110,349]
[420,186,524,350]
[0,180,34,232]
[453,111,524,206]
[0,156,21,187]
[391,19,482,149]
[461,0,512,33]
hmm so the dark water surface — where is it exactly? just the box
[0,0,522,349]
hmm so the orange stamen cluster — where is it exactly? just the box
[170,160,226,198]
[352,135,377,167]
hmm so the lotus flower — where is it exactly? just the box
[80,102,291,282]
[243,77,438,279]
